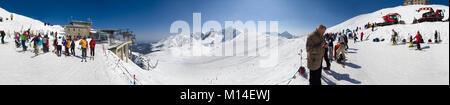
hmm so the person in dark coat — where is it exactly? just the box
[306,24,327,85]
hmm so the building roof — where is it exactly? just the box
[65,25,90,28]
[69,21,92,25]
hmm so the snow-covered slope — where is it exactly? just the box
[0,7,64,35]
[327,5,449,43]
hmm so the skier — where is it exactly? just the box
[79,37,88,62]
[360,32,364,41]
[30,35,41,55]
[392,29,398,45]
[70,37,75,56]
[20,32,28,51]
[89,37,97,60]
[306,24,327,85]
[414,31,422,50]
[0,30,5,44]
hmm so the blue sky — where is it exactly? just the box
[0,0,448,42]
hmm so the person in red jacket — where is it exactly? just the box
[89,37,97,60]
[334,42,343,60]
[360,32,364,41]
[414,31,422,50]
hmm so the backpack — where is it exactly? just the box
[70,40,75,48]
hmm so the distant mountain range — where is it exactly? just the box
[278,31,294,39]
[131,29,296,55]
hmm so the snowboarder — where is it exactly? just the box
[414,31,422,50]
[392,29,398,45]
[89,37,97,60]
[409,35,414,47]
[70,37,75,56]
[79,37,88,62]
[306,24,327,85]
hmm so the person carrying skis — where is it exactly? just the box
[20,32,28,51]
[89,37,97,60]
[70,37,76,56]
[0,30,5,44]
[79,37,88,62]
[414,31,422,50]
[306,24,327,85]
